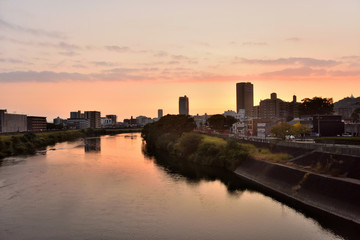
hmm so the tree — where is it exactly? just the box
[141,114,196,147]
[207,115,225,130]
[207,115,237,131]
[293,122,310,137]
[299,97,334,116]
[225,116,237,128]
[351,108,360,123]
[270,122,294,139]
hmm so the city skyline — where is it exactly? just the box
[1,0,360,120]
[0,84,358,121]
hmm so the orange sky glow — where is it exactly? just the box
[0,0,359,120]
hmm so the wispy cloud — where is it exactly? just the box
[105,45,130,52]
[242,42,268,46]
[0,19,65,39]
[72,64,87,69]
[91,61,117,67]
[59,51,78,57]
[167,61,180,65]
[329,70,360,76]
[0,35,81,52]
[341,55,360,60]
[0,71,89,82]
[238,57,341,67]
[1,67,359,83]
[261,67,327,77]
[172,55,190,60]
[153,51,168,57]
[0,58,33,65]
[103,67,159,73]
[191,41,210,46]
[0,69,155,83]
[58,42,80,50]
[286,37,302,42]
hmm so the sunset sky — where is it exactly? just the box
[1,0,359,121]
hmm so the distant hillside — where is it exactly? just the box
[334,96,360,108]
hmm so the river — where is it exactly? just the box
[0,133,355,239]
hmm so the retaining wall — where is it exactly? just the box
[235,158,360,224]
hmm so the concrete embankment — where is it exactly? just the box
[234,157,360,224]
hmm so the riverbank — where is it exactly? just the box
[0,128,141,159]
[142,115,291,170]
[142,116,360,226]
[234,157,360,225]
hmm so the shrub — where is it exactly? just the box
[175,132,203,158]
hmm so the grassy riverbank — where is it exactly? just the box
[315,137,360,145]
[175,133,291,170]
[0,128,141,159]
[141,115,291,170]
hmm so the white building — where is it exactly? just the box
[66,119,90,129]
[224,109,246,122]
[136,116,154,127]
[0,109,27,133]
[101,117,113,128]
[193,114,209,128]
[231,121,248,136]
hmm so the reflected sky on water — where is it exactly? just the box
[0,133,356,240]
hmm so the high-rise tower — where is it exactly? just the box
[158,109,163,119]
[179,96,189,115]
[236,82,253,117]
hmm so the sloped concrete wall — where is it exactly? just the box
[235,158,360,224]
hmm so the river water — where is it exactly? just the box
[0,133,355,239]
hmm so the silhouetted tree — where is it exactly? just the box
[141,114,196,151]
[207,115,237,131]
[299,97,334,116]
[225,116,237,127]
[351,108,360,123]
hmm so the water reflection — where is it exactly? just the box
[84,137,101,152]
[124,134,137,139]
[142,143,360,240]
[143,145,246,196]
[0,134,359,240]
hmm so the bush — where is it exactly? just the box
[194,141,225,166]
[175,132,203,158]
[222,139,248,170]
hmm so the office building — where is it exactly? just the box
[27,116,47,132]
[67,118,90,129]
[70,110,84,119]
[0,109,27,133]
[288,95,301,119]
[53,117,64,125]
[136,116,153,127]
[251,106,260,118]
[106,115,117,125]
[236,82,253,117]
[259,93,300,120]
[313,115,344,137]
[259,93,286,119]
[179,95,189,115]
[84,111,101,129]
[158,109,163,119]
